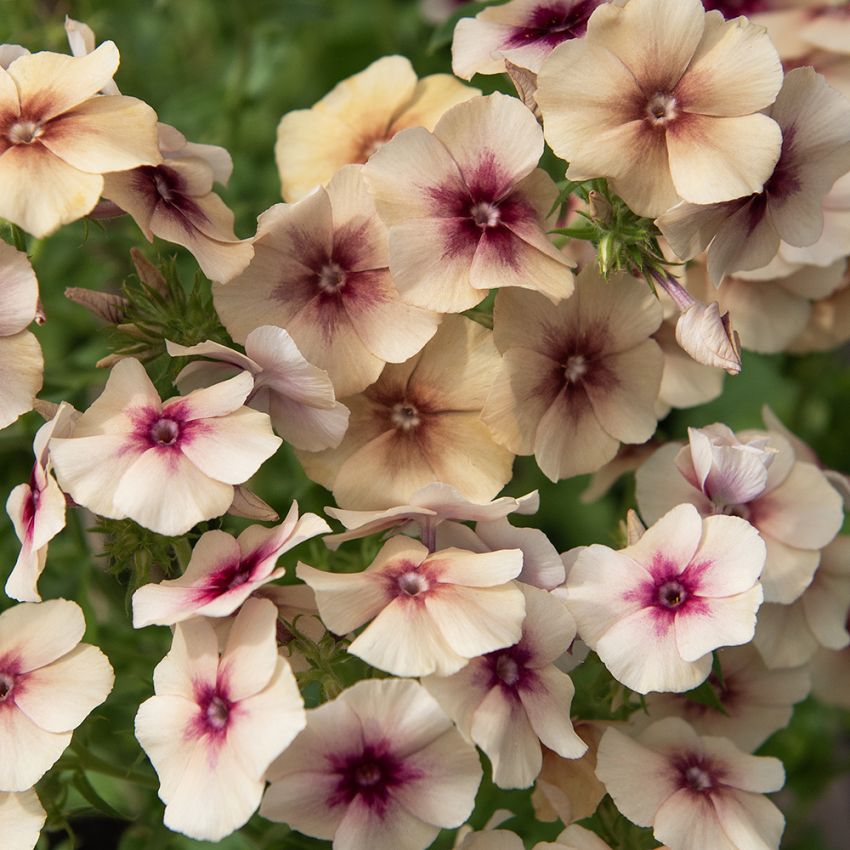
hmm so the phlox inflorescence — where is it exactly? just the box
[1,1,849,849]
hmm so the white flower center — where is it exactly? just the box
[645,92,678,126]
[495,654,521,687]
[391,402,420,431]
[684,765,714,792]
[470,201,501,228]
[564,354,587,383]
[0,671,14,701]
[354,763,382,787]
[398,571,429,597]
[150,417,180,446]
[317,261,346,294]
[657,580,688,609]
[8,120,44,145]
[206,695,230,730]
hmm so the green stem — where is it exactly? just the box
[67,741,158,789]
[8,223,27,253]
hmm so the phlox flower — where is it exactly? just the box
[363,92,575,313]
[276,55,479,201]
[658,68,850,283]
[754,535,850,668]
[134,598,305,841]
[458,824,613,850]
[261,678,482,850]
[5,402,77,601]
[452,0,607,79]
[0,600,114,791]
[0,242,43,431]
[132,502,329,627]
[0,42,160,237]
[482,267,664,481]
[567,504,765,694]
[50,358,281,536]
[536,0,783,217]
[0,789,45,850]
[596,718,785,850]
[103,123,254,284]
[324,482,539,550]
[297,315,514,510]
[636,422,844,603]
[637,645,810,751]
[790,268,850,353]
[425,584,586,788]
[168,325,350,452]
[811,644,850,709]
[297,535,525,676]
[214,164,440,397]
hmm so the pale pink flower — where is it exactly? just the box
[214,164,439,397]
[482,268,664,481]
[5,403,78,602]
[261,678,482,850]
[168,325,350,451]
[103,123,253,284]
[0,43,160,237]
[0,242,43,430]
[0,599,114,791]
[637,423,844,603]
[132,502,330,627]
[134,598,305,841]
[658,68,850,283]
[452,0,608,79]
[425,584,586,788]
[298,535,525,676]
[50,358,281,536]
[637,645,810,751]
[536,0,783,217]
[754,535,850,668]
[276,55,478,202]
[363,92,575,313]
[567,504,765,694]
[0,789,46,850]
[596,718,785,850]
[811,644,850,709]
[789,269,850,353]
[298,315,514,510]
[323,482,539,550]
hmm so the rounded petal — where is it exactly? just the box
[0,331,42,430]
[0,598,84,673]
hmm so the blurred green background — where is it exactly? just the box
[1,1,849,848]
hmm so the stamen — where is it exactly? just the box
[205,695,230,730]
[150,418,180,446]
[657,580,687,609]
[645,92,678,126]
[495,654,521,686]
[398,571,429,597]
[470,201,501,228]
[317,262,346,294]
[8,120,43,145]
[564,354,587,383]
[391,402,420,431]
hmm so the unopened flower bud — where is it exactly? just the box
[587,191,612,226]
[676,301,742,375]
[597,232,617,277]
[130,247,169,296]
[504,61,540,121]
[228,485,279,522]
[65,287,128,324]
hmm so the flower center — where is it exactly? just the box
[149,417,180,446]
[495,654,521,687]
[398,571,429,597]
[153,170,175,202]
[317,261,346,294]
[7,120,44,145]
[657,580,687,609]
[205,695,230,730]
[564,354,587,383]
[354,762,383,787]
[391,402,420,431]
[645,92,678,126]
[0,672,14,701]
[470,201,501,228]
[684,764,714,793]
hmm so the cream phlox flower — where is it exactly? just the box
[754,535,850,669]
[276,55,479,201]
[363,92,575,313]
[261,678,482,850]
[0,599,114,791]
[658,68,850,283]
[50,358,281,536]
[811,644,850,709]
[63,17,119,94]
[0,789,46,850]
[638,645,810,751]
[567,504,765,694]
[134,598,305,841]
[214,164,440,397]
[5,402,78,602]
[458,824,613,850]
[482,267,664,481]
[168,325,350,452]
[297,535,525,676]
[132,502,330,627]
[636,424,844,603]
[0,242,43,430]
[297,315,514,510]
[425,584,586,789]
[452,0,607,79]
[0,42,160,237]
[536,0,783,217]
[597,719,785,850]
[323,482,539,550]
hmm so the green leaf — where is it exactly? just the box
[683,677,729,716]
[72,771,127,820]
